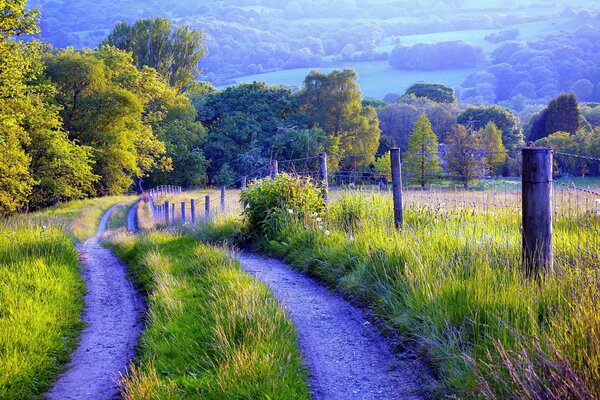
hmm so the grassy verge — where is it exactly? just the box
[0,196,131,399]
[108,231,309,399]
[192,189,599,399]
[33,195,132,241]
[108,199,138,230]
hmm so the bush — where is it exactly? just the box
[240,174,325,236]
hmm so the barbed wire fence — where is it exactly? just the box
[145,148,600,275]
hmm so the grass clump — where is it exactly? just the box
[109,231,309,399]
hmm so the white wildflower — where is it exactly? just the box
[316,217,322,223]
[318,225,323,230]
[288,209,294,214]
[349,234,355,241]
[325,230,331,236]
[42,225,47,230]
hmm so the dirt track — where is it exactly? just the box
[238,253,431,400]
[46,206,144,400]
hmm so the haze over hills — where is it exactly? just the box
[27,0,600,106]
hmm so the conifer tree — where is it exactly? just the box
[403,114,442,188]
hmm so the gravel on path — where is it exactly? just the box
[46,205,144,400]
[238,253,431,400]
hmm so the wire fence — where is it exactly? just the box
[144,149,600,273]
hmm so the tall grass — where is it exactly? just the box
[108,231,309,399]
[0,196,132,399]
[197,189,600,398]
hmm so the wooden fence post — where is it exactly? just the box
[270,159,278,179]
[171,203,175,222]
[181,201,186,222]
[320,152,329,203]
[241,176,247,189]
[390,148,404,228]
[522,147,553,276]
[205,195,210,218]
[191,199,196,223]
[164,201,170,224]
[221,186,226,211]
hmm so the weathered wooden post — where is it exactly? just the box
[241,176,247,189]
[164,201,170,224]
[205,195,210,218]
[320,152,329,203]
[390,148,404,228]
[171,203,175,222]
[221,186,226,212]
[190,199,196,224]
[522,147,553,276]
[181,201,186,222]
[270,159,278,179]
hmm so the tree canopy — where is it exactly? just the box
[104,18,206,90]
[403,82,457,104]
[403,114,442,188]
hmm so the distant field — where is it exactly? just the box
[378,17,600,54]
[231,61,478,99]
[230,16,600,99]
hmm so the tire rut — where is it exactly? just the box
[46,205,144,400]
[238,253,432,400]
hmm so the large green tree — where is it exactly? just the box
[299,69,380,169]
[0,0,97,214]
[103,18,206,90]
[445,124,485,189]
[45,47,169,195]
[403,114,442,188]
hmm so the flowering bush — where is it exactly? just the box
[240,174,325,236]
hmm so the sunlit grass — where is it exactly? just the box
[108,231,309,399]
[0,196,130,399]
[195,187,600,398]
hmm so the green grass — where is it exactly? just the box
[108,230,310,399]
[108,199,138,230]
[0,195,129,399]
[33,195,133,241]
[195,189,600,398]
[231,61,478,99]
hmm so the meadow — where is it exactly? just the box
[186,175,600,398]
[0,196,130,399]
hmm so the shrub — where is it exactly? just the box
[240,174,324,236]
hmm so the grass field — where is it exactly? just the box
[231,16,600,99]
[194,179,600,398]
[231,61,478,99]
[0,196,130,399]
[108,230,310,399]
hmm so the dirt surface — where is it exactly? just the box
[46,206,144,400]
[238,253,431,400]
[127,202,139,233]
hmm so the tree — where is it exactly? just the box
[299,69,380,169]
[373,153,391,181]
[527,93,581,142]
[0,0,96,214]
[479,122,507,175]
[45,47,170,195]
[445,125,485,189]
[403,114,442,188]
[457,105,523,150]
[403,82,456,104]
[103,18,206,90]
[544,93,580,136]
